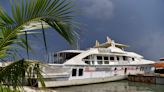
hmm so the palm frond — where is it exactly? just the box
[0,28,18,58]
[8,0,77,44]
[0,0,78,89]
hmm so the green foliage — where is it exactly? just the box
[0,59,45,89]
[0,0,77,44]
[0,28,18,59]
[0,0,77,90]
[0,87,20,92]
[0,0,77,59]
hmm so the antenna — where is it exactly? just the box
[106,36,112,43]
[95,40,100,47]
[111,40,116,47]
[76,37,80,50]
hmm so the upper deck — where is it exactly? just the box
[52,37,154,66]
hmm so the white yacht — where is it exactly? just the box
[40,37,155,87]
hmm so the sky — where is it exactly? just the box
[1,0,164,61]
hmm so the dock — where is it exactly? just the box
[128,74,164,85]
[128,59,164,85]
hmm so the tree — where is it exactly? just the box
[0,0,77,90]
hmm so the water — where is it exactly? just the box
[52,80,164,92]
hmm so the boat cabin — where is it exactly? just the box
[154,58,164,74]
[54,50,84,64]
[82,54,137,65]
[53,37,143,66]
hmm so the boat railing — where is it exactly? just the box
[42,65,70,74]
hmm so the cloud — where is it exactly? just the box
[132,30,164,60]
[79,0,114,20]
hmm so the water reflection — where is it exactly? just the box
[53,80,164,92]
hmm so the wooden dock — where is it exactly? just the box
[128,74,164,85]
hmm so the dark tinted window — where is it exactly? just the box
[123,56,127,61]
[85,61,90,64]
[72,69,77,76]
[104,56,109,60]
[79,69,83,76]
[132,58,135,61]
[97,56,102,60]
[92,61,95,65]
[84,56,89,59]
[97,61,103,64]
[104,61,109,64]
[117,56,119,61]
[110,56,114,60]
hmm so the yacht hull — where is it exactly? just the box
[38,75,127,87]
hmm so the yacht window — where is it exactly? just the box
[78,69,83,76]
[97,56,102,60]
[84,56,89,59]
[123,56,128,61]
[104,56,109,60]
[140,67,144,71]
[117,56,120,61]
[66,53,79,60]
[55,52,80,64]
[132,58,135,61]
[92,61,95,65]
[72,69,77,76]
[104,61,109,64]
[85,61,90,65]
[97,61,103,64]
[110,56,114,61]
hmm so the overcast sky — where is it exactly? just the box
[1,0,164,61]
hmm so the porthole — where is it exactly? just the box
[114,67,117,71]
[132,58,135,61]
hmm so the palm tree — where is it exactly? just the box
[0,0,77,90]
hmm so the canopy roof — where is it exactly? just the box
[57,50,84,53]
[154,62,164,68]
[95,42,128,48]
[94,36,129,48]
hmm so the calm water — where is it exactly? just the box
[52,80,164,92]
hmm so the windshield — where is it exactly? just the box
[54,52,80,64]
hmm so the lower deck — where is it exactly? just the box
[38,64,154,87]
